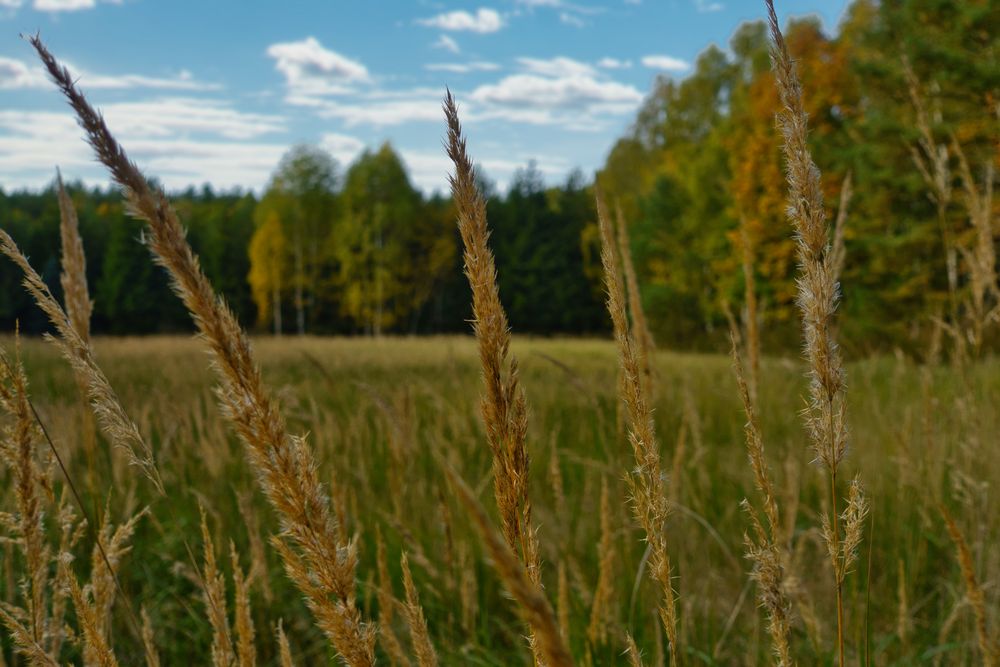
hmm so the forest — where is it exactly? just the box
[1,0,996,357]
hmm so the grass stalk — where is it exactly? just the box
[940,505,998,666]
[276,621,295,667]
[730,336,792,666]
[441,461,574,667]
[443,90,548,664]
[596,192,678,664]
[764,3,869,665]
[615,203,656,399]
[401,552,437,667]
[30,35,377,665]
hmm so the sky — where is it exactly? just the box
[0,0,850,195]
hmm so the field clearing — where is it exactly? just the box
[4,334,998,665]
[0,0,996,663]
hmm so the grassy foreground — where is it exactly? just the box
[2,334,997,665]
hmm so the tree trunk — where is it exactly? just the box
[294,236,305,335]
[272,270,282,337]
[375,204,385,337]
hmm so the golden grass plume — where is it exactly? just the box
[596,191,678,664]
[30,35,377,665]
[764,3,869,664]
[441,462,575,667]
[443,90,549,664]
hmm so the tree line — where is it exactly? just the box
[0,145,606,337]
[599,0,997,355]
[1,0,996,354]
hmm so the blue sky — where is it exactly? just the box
[0,0,849,194]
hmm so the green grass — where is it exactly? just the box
[2,335,997,665]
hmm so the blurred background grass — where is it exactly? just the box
[3,335,996,665]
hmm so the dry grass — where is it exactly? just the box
[586,477,615,648]
[29,34,377,665]
[0,230,163,494]
[940,505,999,666]
[0,333,998,664]
[0,343,51,659]
[441,462,574,667]
[738,221,761,405]
[0,13,996,667]
[597,192,678,664]
[444,91,550,664]
[200,507,235,667]
[276,620,295,667]
[615,204,656,399]
[731,338,792,666]
[766,2,869,664]
[56,169,92,345]
[400,552,437,667]
[232,542,258,667]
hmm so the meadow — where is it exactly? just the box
[2,334,998,665]
[1,3,998,666]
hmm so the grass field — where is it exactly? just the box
[2,20,998,666]
[3,334,997,665]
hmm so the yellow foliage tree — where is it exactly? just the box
[248,212,287,334]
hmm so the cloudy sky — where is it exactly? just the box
[0,0,848,194]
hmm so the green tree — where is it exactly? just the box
[336,143,454,334]
[258,145,339,334]
[96,214,186,333]
[486,164,604,333]
[248,211,288,334]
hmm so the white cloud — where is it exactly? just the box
[597,57,631,69]
[319,132,365,165]
[0,98,284,143]
[34,0,94,10]
[425,61,500,74]
[516,0,599,11]
[363,86,445,101]
[310,96,444,127]
[695,0,723,12]
[396,150,455,192]
[0,104,578,194]
[641,54,690,72]
[283,85,448,127]
[399,147,569,193]
[0,57,47,89]
[32,0,122,11]
[0,111,87,175]
[267,37,370,97]
[0,56,219,91]
[78,69,219,91]
[432,35,460,54]
[458,55,642,128]
[471,74,641,113]
[125,139,287,190]
[515,0,603,24]
[559,12,585,27]
[100,98,285,140]
[0,0,24,8]
[0,107,288,191]
[417,8,504,33]
[516,56,595,78]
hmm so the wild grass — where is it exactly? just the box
[766,3,868,664]
[597,192,679,663]
[2,335,999,664]
[0,8,998,665]
[444,92,553,665]
[30,33,378,665]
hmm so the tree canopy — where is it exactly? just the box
[0,0,995,354]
